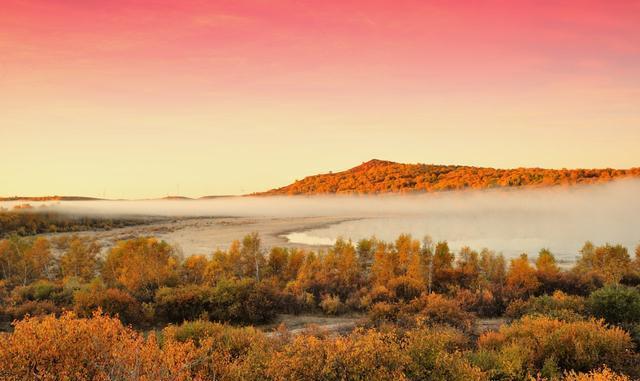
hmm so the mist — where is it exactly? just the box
[2,179,639,262]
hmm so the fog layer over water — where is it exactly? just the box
[3,179,639,262]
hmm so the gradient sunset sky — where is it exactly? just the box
[2,0,639,198]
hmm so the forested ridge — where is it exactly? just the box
[259,159,640,195]
[1,231,640,380]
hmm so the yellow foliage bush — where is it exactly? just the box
[476,316,638,379]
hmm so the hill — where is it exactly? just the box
[0,196,102,202]
[258,159,640,195]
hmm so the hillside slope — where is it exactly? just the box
[259,159,640,195]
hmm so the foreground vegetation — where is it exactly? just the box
[1,231,640,380]
[260,159,640,194]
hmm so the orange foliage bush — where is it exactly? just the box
[476,316,638,379]
[0,311,267,381]
[407,293,476,331]
[563,367,631,381]
[265,328,408,381]
[73,283,144,325]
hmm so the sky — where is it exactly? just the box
[1,0,639,198]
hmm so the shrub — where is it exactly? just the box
[74,286,144,325]
[0,311,145,380]
[476,316,639,379]
[388,276,424,301]
[0,311,232,381]
[368,285,393,303]
[320,294,344,315]
[407,293,476,331]
[587,285,640,325]
[163,320,268,358]
[563,367,631,381]
[404,324,486,381]
[368,301,401,326]
[505,291,586,321]
[154,285,213,323]
[4,300,59,320]
[208,278,276,324]
[451,288,499,317]
[11,280,64,303]
[266,328,408,381]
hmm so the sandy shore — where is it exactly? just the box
[46,216,353,256]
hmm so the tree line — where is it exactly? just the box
[0,205,150,238]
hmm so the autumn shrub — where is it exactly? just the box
[403,324,487,381]
[368,285,394,303]
[452,288,503,317]
[344,287,369,311]
[102,237,179,300]
[0,311,146,380]
[74,285,144,325]
[388,276,424,302]
[154,285,214,323]
[505,291,586,321]
[563,367,631,381]
[10,280,72,306]
[266,328,408,381]
[291,289,316,311]
[4,299,60,320]
[208,277,276,324]
[320,294,344,315]
[368,301,402,326]
[0,311,263,381]
[475,316,639,380]
[559,271,606,296]
[259,278,301,313]
[587,285,640,325]
[161,322,273,380]
[163,320,270,359]
[406,293,476,331]
[21,280,58,300]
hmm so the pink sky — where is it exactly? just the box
[2,1,639,197]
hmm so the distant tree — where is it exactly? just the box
[356,238,376,276]
[179,255,208,284]
[58,235,100,282]
[536,248,561,293]
[433,241,454,291]
[265,247,289,281]
[241,232,264,281]
[0,236,53,286]
[506,254,540,298]
[575,242,631,284]
[372,242,396,288]
[456,246,481,290]
[285,248,306,281]
[102,237,178,300]
[204,249,232,283]
[536,249,559,275]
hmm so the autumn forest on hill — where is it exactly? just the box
[260,160,640,195]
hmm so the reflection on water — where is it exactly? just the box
[283,232,337,246]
